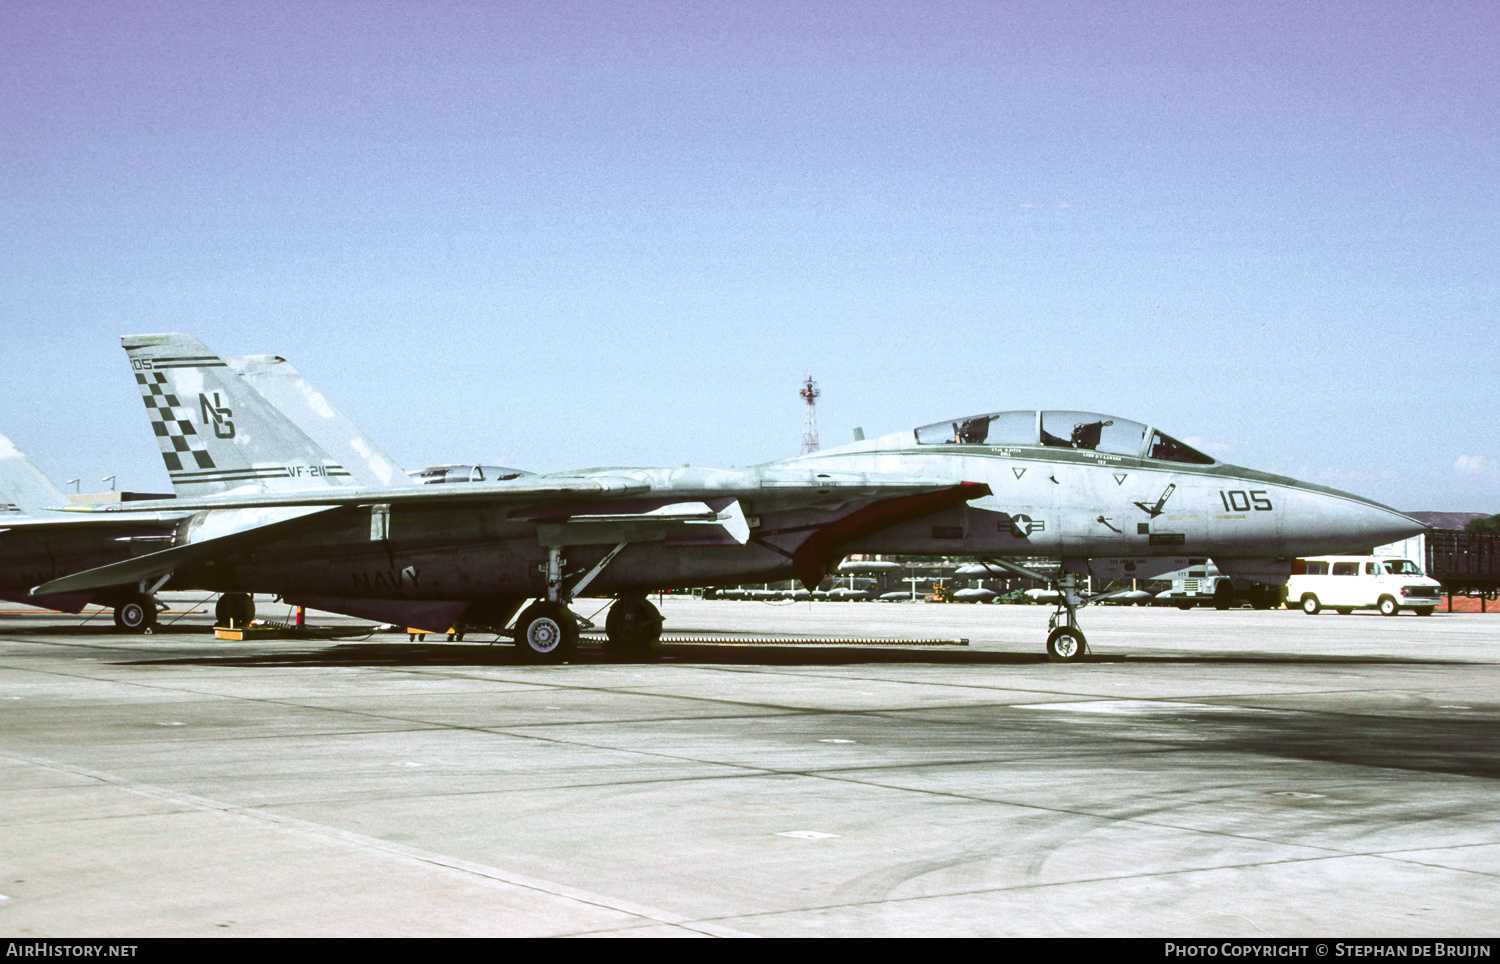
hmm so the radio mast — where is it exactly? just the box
[799,376,821,454]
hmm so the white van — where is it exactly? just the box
[1286,556,1442,616]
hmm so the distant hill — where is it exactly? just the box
[1406,511,1489,530]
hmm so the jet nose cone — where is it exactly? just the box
[1359,505,1427,548]
[1277,482,1427,556]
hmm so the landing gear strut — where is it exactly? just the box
[511,543,630,662]
[1045,572,1089,663]
[980,559,1091,663]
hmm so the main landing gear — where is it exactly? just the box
[512,543,662,663]
[215,592,256,628]
[604,594,664,661]
[514,600,579,661]
[113,592,159,634]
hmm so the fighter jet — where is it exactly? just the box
[36,340,1423,662]
[784,410,1425,658]
[35,334,987,658]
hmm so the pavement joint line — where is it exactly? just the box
[0,662,1057,723]
[7,655,940,751]
[1373,847,1500,879]
[15,660,1483,793]
[151,768,786,812]
[693,848,1477,929]
[0,748,758,939]
[773,769,1500,869]
[661,661,1402,704]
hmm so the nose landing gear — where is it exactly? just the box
[1045,572,1089,663]
[980,559,1093,663]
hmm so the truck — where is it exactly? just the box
[1154,560,1281,610]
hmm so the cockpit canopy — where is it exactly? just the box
[409,464,534,484]
[913,411,1216,464]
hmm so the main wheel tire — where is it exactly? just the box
[604,595,663,660]
[113,596,156,634]
[215,593,255,628]
[1213,581,1234,611]
[1301,595,1321,615]
[515,602,577,662]
[1378,596,1399,617]
[1046,626,1087,663]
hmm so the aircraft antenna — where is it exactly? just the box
[799,376,821,454]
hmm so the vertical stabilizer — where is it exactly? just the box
[0,433,69,516]
[225,355,414,489]
[122,333,357,497]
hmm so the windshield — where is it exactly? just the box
[1148,431,1216,464]
[1383,560,1424,576]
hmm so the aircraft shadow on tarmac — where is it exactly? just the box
[2,616,1479,668]
[119,641,1055,667]
[102,638,1478,670]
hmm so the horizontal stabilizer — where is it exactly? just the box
[32,505,340,596]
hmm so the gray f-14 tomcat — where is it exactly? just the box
[35,336,1422,661]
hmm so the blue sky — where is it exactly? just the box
[3,1,1496,510]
